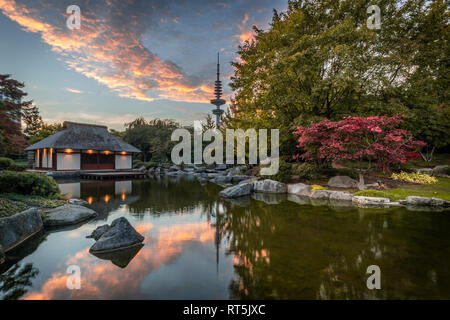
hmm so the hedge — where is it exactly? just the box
[0,171,61,198]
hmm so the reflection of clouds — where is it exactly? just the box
[23,221,215,299]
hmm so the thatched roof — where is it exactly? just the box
[25,122,141,153]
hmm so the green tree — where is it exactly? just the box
[225,0,449,157]
[0,74,28,155]
[28,123,63,145]
[122,118,180,162]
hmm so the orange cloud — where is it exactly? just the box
[0,0,213,103]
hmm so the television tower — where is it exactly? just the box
[210,53,226,128]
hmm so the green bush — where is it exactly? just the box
[293,162,359,181]
[0,193,65,208]
[144,161,160,169]
[261,160,292,183]
[293,162,321,180]
[0,198,29,218]
[0,157,15,170]
[0,171,60,198]
[334,168,359,180]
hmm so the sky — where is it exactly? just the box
[0,0,287,130]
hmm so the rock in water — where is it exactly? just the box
[328,176,359,188]
[287,183,312,197]
[219,182,253,198]
[86,225,110,240]
[253,179,287,194]
[0,208,43,252]
[399,196,446,207]
[89,217,144,253]
[42,204,97,227]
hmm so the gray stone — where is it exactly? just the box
[169,165,180,172]
[219,182,253,198]
[433,165,449,177]
[328,176,359,188]
[42,204,97,227]
[195,167,206,173]
[239,177,259,185]
[90,217,145,253]
[216,164,227,170]
[310,190,332,200]
[253,179,287,194]
[415,168,434,176]
[0,208,43,252]
[227,166,242,176]
[231,175,252,183]
[352,196,391,208]
[68,198,89,206]
[86,225,110,240]
[328,191,353,201]
[399,196,445,207]
[212,176,233,184]
[287,183,312,197]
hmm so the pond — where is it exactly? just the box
[1,176,450,299]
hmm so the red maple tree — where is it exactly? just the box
[293,115,426,172]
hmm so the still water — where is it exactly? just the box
[1,176,450,299]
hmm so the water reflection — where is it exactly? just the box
[0,177,449,300]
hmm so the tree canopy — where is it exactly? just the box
[225,0,449,158]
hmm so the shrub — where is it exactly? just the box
[293,114,426,172]
[293,162,321,180]
[0,157,15,170]
[261,160,292,183]
[0,193,65,208]
[0,171,60,198]
[334,168,359,180]
[144,161,159,169]
[0,198,29,218]
[391,172,437,184]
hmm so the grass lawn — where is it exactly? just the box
[354,177,450,201]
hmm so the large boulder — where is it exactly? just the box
[42,204,97,227]
[310,190,332,200]
[219,182,253,198]
[89,217,145,253]
[287,183,312,197]
[433,165,449,177]
[0,208,43,252]
[328,191,353,201]
[399,196,446,207]
[352,196,391,208]
[86,225,110,240]
[328,176,359,188]
[253,179,287,194]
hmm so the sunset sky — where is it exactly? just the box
[0,0,287,129]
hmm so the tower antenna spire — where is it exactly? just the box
[211,52,225,127]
